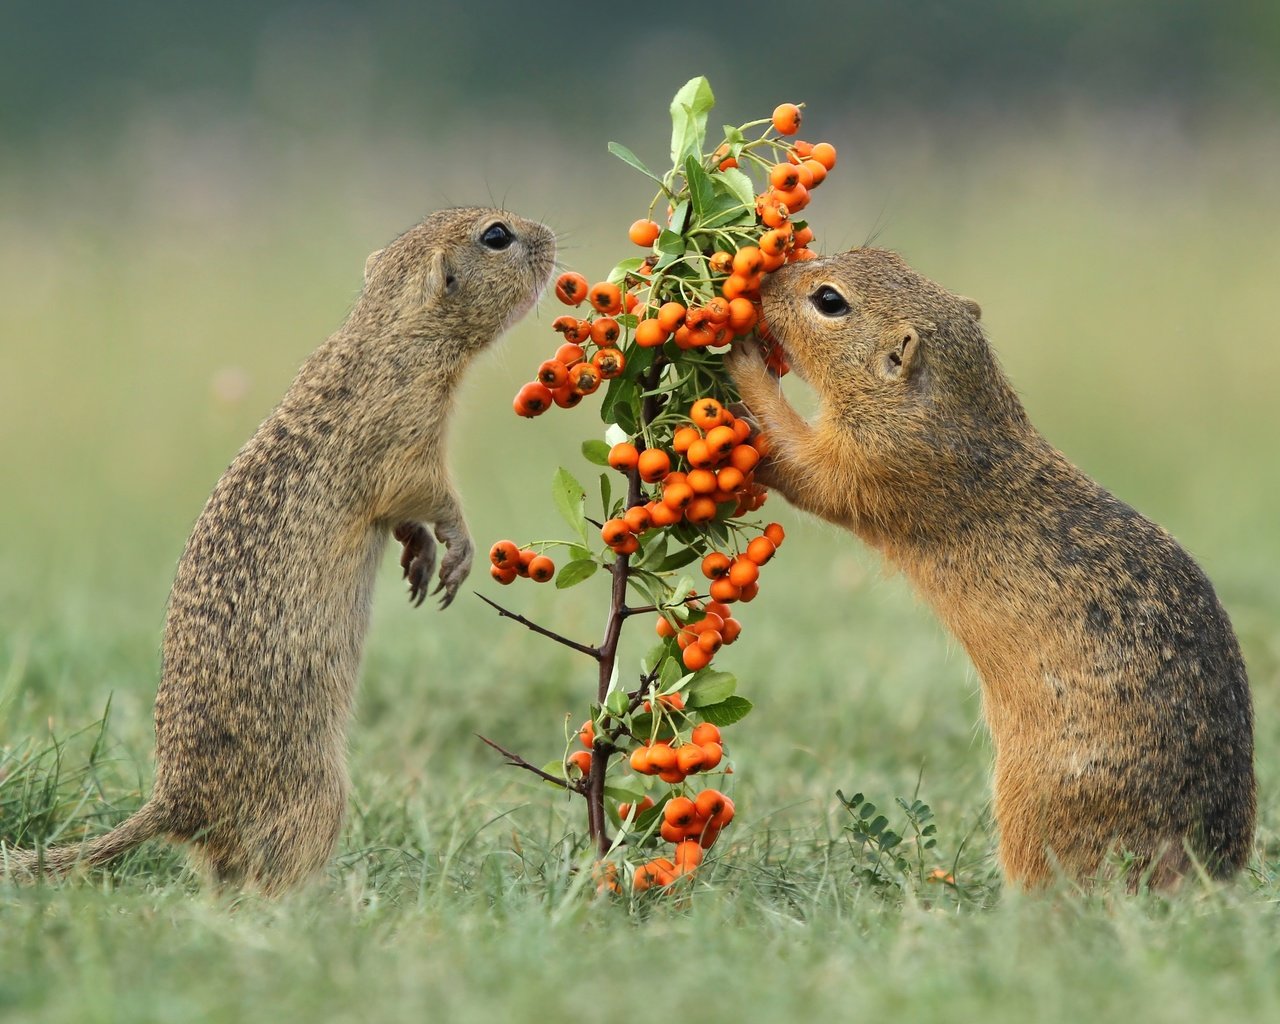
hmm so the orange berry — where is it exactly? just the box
[790,139,815,161]
[716,466,746,493]
[554,341,585,366]
[634,318,669,348]
[705,601,734,620]
[691,723,721,746]
[630,745,656,775]
[618,796,655,821]
[552,316,592,344]
[514,381,553,417]
[759,199,790,228]
[708,578,742,603]
[772,102,802,135]
[704,297,730,324]
[672,427,701,455]
[695,789,734,827]
[732,247,764,277]
[673,839,704,873]
[709,250,733,274]
[664,796,697,827]
[738,581,760,602]
[527,555,555,582]
[760,249,786,274]
[588,281,623,315]
[624,505,652,533]
[567,750,592,774]
[612,534,639,555]
[701,552,731,580]
[769,163,801,190]
[658,767,687,784]
[705,425,736,457]
[729,558,760,589]
[682,643,712,671]
[516,549,537,577]
[686,468,718,495]
[608,442,639,471]
[720,274,753,301]
[629,218,661,246]
[552,385,583,409]
[727,297,758,334]
[660,819,687,842]
[657,301,687,333]
[601,518,631,546]
[759,228,790,257]
[649,501,682,527]
[791,225,815,248]
[745,536,776,565]
[647,742,678,773]
[685,439,717,470]
[537,359,568,389]
[729,445,760,472]
[490,563,517,584]
[685,496,718,524]
[690,397,726,430]
[788,247,817,262]
[810,142,837,169]
[590,317,620,346]
[655,615,677,639]
[764,522,785,547]
[719,618,742,644]
[696,630,722,654]
[489,540,520,568]
[593,347,625,379]
[698,741,724,771]
[568,362,601,395]
[555,271,588,306]
[676,744,706,774]
[579,720,594,749]
[637,448,671,483]
[801,158,827,187]
[663,480,695,511]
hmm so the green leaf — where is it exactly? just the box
[684,155,715,219]
[667,199,691,235]
[669,76,716,165]
[605,689,629,716]
[713,166,755,209]
[696,695,753,726]
[658,655,683,693]
[541,759,568,780]
[551,467,588,543]
[566,543,592,562]
[599,473,613,520]
[607,257,646,285]
[635,531,668,570]
[685,670,737,708]
[608,141,665,186]
[605,783,647,804]
[657,548,699,572]
[640,642,667,677]
[581,439,611,466]
[721,124,746,148]
[700,193,755,230]
[555,558,599,589]
[669,574,696,606]
[600,375,637,427]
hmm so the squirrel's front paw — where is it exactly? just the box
[724,339,776,410]
[393,521,437,607]
[433,520,474,609]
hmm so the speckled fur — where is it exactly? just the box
[727,247,1254,887]
[3,208,555,893]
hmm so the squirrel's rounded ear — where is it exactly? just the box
[879,324,920,380]
[363,248,385,285]
[959,296,982,321]
[420,250,457,305]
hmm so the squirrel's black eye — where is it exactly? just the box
[810,285,850,317]
[480,222,514,250]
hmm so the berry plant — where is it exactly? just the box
[481,78,839,896]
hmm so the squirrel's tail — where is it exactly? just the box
[1,799,169,881]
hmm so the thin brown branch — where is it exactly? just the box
[473,592,600,658]
[476,734,579,791]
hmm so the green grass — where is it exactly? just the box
[3,119,1280,1022]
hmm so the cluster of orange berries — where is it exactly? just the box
[513,276,636,417]
[510,106,838,417]
[597,398,769,561]
[627,720,725,786]
[629,787,735,891]
[487,539,555,585]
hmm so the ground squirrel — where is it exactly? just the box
[3,207,556,893]
[726,247,1255,888]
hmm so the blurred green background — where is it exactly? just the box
[2,3,1279,1021]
